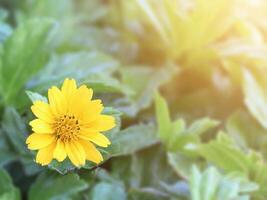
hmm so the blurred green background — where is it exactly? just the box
[1,0,267,199]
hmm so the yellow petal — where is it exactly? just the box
[79,139,103,164]
[61,78,77,99]
[80,100,103,123]
[36,141,56,166]
[53,140,67,162]
[85,115,115,132]
[48,86,67,116]
[61,78,77,109]
[31,101,54,123]
[29,119,54,133]
[26,133,56,150]
[65,140,86,167]
[78,132,111,147]
[70,88,96,119]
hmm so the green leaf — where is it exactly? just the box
[199,132,251,173]
[167,152,202,179]
[198,132,267,197]
[190,166,257,200]
[111,145,176,199]
[29,51,131,95]
[243,70,267,129]
[0,18,55,105]
[108,124,158,156]
[155,93,218,152]
[154,92,172,143]
[0,168,20,200]
[184,118,220,136]
[121,64,177,116]
[89,182,127,200]
[0,129,17,167]
[226,110,266,150]
[25,91,47,103]
[1,107,28,155]
[29,172,88,200]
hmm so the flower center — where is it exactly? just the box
[54,114,80,142]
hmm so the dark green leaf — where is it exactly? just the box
[29,172,88,200]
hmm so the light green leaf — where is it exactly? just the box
[155,93,218,152]
[190,166,257,200]
[198,132,267,197]
[199,132,250,173]
[0,18,55,105]
[155,92,172,143]
[26,91,47,103]
[184,118,219,136]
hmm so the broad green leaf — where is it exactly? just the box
[243,70,267,129]
[0,107,41,175]
[199,132,251,173]
[89,182,126,200]
[167,152,203,179]
[0,168,20,200]
[0,18,55,105]
[29,51,131,95]
[1,107,28,155]
[108,124,158,156]
[29,172,88,200]
[1,107,41,175]
[18,0,76,48]
[111,145,176,200]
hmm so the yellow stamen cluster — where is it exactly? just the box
[54,114,80,142]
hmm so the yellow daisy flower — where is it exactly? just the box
[26,78,115,167]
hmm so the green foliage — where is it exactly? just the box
[0,0,267,200]
[108,124,158,156]
[0,168,20,200]
[89,182,126,200]
[155,92,219,152]
[120,64,177,116]
[190,166,258,200]
[0,18,55,106]
[29,172,88,200]
[198,132,267,197]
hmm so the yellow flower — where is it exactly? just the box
[26,78,115,167]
